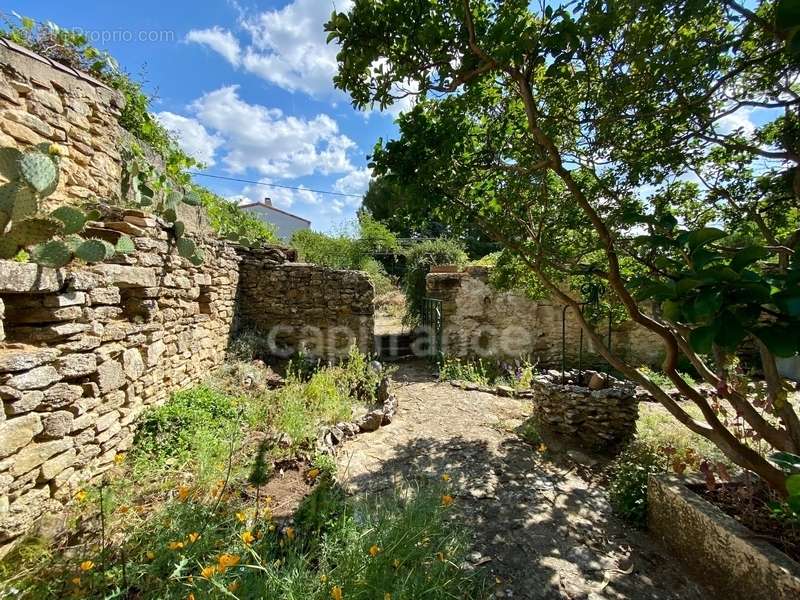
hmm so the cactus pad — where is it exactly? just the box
[76,239,115,263]
[183,191,201,206]
[50,206,87,235]
[115,235,135,254]
[8,217,64,246]
[162,208,177,223]
[176,237,196,259]
[18,151,58,195]
[64,235,84,253]
[0,147,22,180]
[3,183,39,221]
[172,221,186,238]
[189,249,205,266]
[30,240,72,268]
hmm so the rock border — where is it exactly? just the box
[648,473,800,600]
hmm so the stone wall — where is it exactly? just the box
[532,369,638,449]
[0,40,125,207]
[426,268,663,368]
[238,258,375,358]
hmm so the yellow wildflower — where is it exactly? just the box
[393,559,401,569]
[168,541,185,551]
[188,594,196,600]
[385,594,392,600]
[268,524,276,532]
[177,486,191,502]
[320,574,328,583]
[369,544,381,558]
[146,551,156,561]
[285,527,295,541]
[48,143,63,156]
[307,468,320,479]
[442,474,451,482]
[265,496,273,505]
[201,565,216,578]
[331,585,343,600]
[227,581,240,592]
[538,443,547,453]
[75,490,88,502]
[441,494,454,507]
[436,551,445,561]
[217,553,240,573]
[114,453,126,464]
[241,530,255,545]
[71,577,81,586]
[235,512,247,523]
[188,532,201,544]
[79,561,95,572]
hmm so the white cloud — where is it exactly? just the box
[188,85,357,178]
[238,0,352,97]
[717,107,756,135]
[154,111,224,166]
[185,27,241,66]
[334,167,372,199]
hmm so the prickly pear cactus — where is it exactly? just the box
[30,240,72,268]
[115,235,135,254]
[18,152,58,195]
[0,144,119,268]
[75,239,115,263]
[50,206,87,235]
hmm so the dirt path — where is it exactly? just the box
[336,362,708,600]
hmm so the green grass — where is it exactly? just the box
[1,481,486,600]
[438,355,534,390]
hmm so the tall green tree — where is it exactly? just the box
[327,0,800,491]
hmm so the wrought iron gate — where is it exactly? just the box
[420,297,443,359]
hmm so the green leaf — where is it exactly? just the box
[75,239,114,263]
[713,312,746,351]
[162,208,177,223]
[776,0,800,31]
[786,474,800,497]
[661,299,682,321]
[115,236,135,254]
[686,227,726,252]
[773,289,800,317]
[692,290,722,319]
[689,325,717,354]
[751,325,799,358]
[770,451,800,473]
[730,246,769,272]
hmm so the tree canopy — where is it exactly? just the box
[327,0,800,491]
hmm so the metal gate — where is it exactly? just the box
[420,297,443,359]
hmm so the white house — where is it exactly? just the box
[240,198,311,241]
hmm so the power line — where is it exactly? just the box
[188,171,364,199]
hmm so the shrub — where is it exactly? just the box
[197,187,278,246]
[403,239,468,323]
[438,355,535,389]
[607,441,666,527]
[132,386,238,464]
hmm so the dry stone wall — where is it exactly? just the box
[238,259,375,358]
[0,40,125,208]
[426,268,663,368]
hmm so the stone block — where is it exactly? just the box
[41,383,84,409]
[43,292,86,308]
[56,353,97,379]
[90,264,157,288]
[122,348,145,380]
[39,411,74,440]
[0,347,59,373]
[0,414,43,459]
[0,261,65,293]
[2,366,60,391]
[10,438,71,477]
[96,360,125,393]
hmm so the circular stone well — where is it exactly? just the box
[531,369,638,450]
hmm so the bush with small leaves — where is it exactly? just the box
[608,441,666,527]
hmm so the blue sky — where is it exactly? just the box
[11,0,399,232]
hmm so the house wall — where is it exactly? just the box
[244,205,310,241]
[426,268,663,369]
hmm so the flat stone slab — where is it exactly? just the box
[0,261,66,293]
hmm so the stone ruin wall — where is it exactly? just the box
[0,42,376,555]
[0,40,124,208]
[426,268,663,369]
[238,257,375,358]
